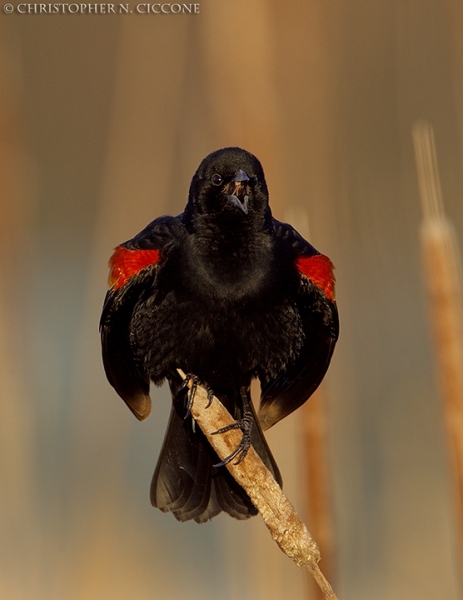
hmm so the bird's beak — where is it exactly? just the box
[226,170,250,214]
[232,169,250,183]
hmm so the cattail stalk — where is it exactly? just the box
[177,369,340,600]
[303,389,335,599]
[286,207,336,599]
[414,121,463,582]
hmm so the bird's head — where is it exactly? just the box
[185,147,271,230]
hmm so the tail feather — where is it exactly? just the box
[150,383,281,523]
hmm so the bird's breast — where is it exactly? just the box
[182,231,275,301]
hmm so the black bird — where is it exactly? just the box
[100,147,339,523]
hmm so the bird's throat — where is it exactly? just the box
[187,226,273,299]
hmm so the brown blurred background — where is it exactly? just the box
[1,1,463,598]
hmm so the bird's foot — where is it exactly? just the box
[179,373,214,419]
[212,409,253,467]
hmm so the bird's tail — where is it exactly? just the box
[150,382,281,523]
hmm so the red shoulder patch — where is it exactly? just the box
[296,254,335,301]
[108,246,160,290]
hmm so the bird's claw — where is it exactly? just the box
[179,373,214,419]
[212,411,253,468]
[178,372,197,420]
[204,389,214,409]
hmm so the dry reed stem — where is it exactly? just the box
[413,121,463,582]
[200,0,285,215]
[303,390,335,599]
[285,207,336,599]
[177,369,339,600]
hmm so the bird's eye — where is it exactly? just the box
[211,173,223,186]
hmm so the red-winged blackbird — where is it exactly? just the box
[100,147,338,523]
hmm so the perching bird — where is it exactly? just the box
[100,147,338,523]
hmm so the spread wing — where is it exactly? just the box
[99,215,184,420]
[258,220,339,430]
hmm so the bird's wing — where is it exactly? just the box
[100,215,184,420]
[258,220,339,430]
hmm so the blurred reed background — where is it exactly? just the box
[1,1,463,598]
